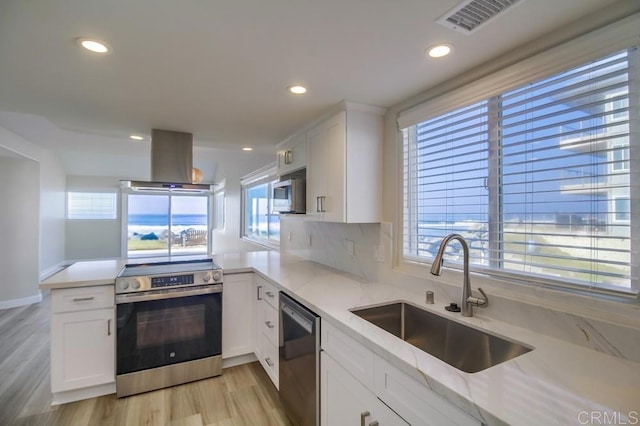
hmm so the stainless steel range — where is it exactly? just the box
[115,258,223,397]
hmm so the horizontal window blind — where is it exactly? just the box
[402,47,638,295]
[67,192,118,220]
[403,101,490,267]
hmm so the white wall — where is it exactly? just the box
[39,149,66,278]
[65,176,122,261]
[210,151,274,253]
[0,156,41,307]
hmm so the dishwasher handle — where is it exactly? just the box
[280,302,314,334]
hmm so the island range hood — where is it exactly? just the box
[123,129,213,192]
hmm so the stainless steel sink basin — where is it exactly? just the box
[350,301,532,373]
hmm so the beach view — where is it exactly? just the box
[127,194,209,257]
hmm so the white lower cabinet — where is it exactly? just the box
[222,273,255,358]
[321,320,481,426]
[321,351,408,426]
[254,275,279,388]
[374,356,480,426]
[51,286,115,395]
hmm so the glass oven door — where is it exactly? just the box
[116,285,222,375]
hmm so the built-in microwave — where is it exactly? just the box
[273,178,306,213]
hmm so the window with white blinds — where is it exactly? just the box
[402,47,638,295]
[67,192,118,220]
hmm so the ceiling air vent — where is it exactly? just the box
[438,0,523,34]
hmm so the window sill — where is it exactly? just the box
[393,258,639,328]
[241,237,279,251]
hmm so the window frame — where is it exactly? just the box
[240,164,280,249]
[120,190,212,258]
[395,15,640,301]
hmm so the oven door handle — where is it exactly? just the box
[115,284,222,304]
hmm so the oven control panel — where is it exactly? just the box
[152,274,194,288]
[115,269,223,294]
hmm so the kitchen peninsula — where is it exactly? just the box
[40,251,640,426]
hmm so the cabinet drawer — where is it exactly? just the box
[259,278,279,309]
[262,303,278,345]
[52,285,114,313]
[374,356,480,426]
[259,332,279,389]
[321,320,374,389]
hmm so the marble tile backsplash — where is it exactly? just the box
[279,218,382,282]
[280,217,640,363]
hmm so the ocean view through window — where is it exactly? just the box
[127,193,209,257]
[402,47,638,295]
[240,164,280,246]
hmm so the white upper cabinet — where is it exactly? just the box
[276,132,307,176]
[306,103,384,223]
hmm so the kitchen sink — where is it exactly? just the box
[350,301,532,373]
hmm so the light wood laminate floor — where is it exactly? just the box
[0,291,292,426]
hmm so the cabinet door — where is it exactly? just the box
[51,308,115,393]
[222,273,255,358]
[323,111,346,222]
[375,356,480,426]
[277,133,307,175]
[306,123,327,220]
[321,352,408,426]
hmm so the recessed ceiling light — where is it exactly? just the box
[129,135,144,141]
[427,44,452,58]
[76,37,111,54]
[242,147,253,151]
[288,85,307,95]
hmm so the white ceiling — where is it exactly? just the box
[0,0,631,174]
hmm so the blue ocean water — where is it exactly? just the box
[128,214,207,226]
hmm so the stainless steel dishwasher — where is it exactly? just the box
[279,292,320,426]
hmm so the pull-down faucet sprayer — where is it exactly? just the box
[430,233,488,317]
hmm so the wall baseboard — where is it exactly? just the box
[222,353,257,369]
[0,291,43,310]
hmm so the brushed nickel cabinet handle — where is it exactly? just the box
[369,422,379,426]
[265,291,275,298]
[257,286,263,300]
[360,411,370,426]
[265,357,274,367]
[318,196,326,212]
[107,319,111,336]
[72,297,95,302]
[284,150,293,164]
[265,321,275,329]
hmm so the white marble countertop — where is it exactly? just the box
[40,251,640,425]
[39,259,127,288]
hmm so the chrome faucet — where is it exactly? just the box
[430,233,488,317]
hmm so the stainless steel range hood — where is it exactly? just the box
[123,129,213,192]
